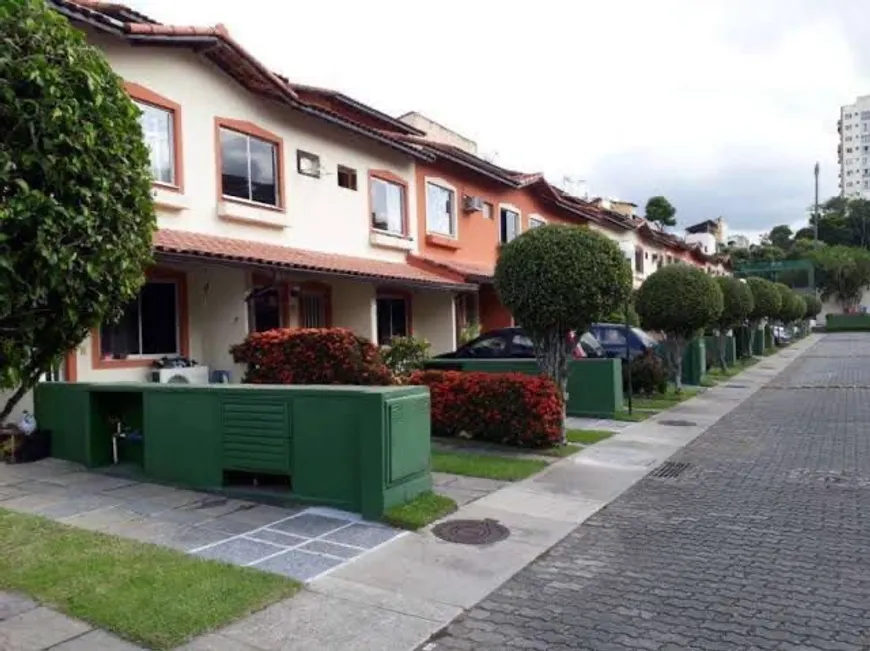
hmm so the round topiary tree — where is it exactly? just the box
[495,224,632,442]
[787,291,807,324]
[0,0,156,420]
[773,283,794,323]
[745,277,782,355]
[804,294,823,321]
[634,265,723,392]
[712,276,754,371]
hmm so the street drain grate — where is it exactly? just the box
[431,518,510,545]
[724,383,748,388]
[658,419,697,427]
[651,461,691,479]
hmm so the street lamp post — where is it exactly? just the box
[814,162,820,241]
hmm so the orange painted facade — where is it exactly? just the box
[412,162,580,272]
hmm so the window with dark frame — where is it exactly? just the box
[376,296,408,344]
[635,248,644,273]
[337,165,357,190]
[135,100,175,186]
[500,208,520,243]
[249,287,282,333]
[219,127,279,206]
[300,292,328,328]
[297,150,321,178]
[370,177,406,235]
[99,281,179,358]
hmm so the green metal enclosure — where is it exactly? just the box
[34,383,432,520]
[752,327,766,355]
[421,358,623,418]
[825,314,870,331]
[704,335,737,368]
[680,338,707,386]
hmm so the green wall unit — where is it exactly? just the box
[752,327,766,355]
[681,338,706,386]
[825,314,870,332]
[734,327,752,359]
[764,325,775,349]
[704,335,736,368]
[421,358,623,418]
[34,383,431,520]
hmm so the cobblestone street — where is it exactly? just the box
[431,334,870,651]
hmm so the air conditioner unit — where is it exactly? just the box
[151,366,210,384]
[463,195,484,213]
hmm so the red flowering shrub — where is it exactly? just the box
[408,370,562,448]
[230,328,392,385]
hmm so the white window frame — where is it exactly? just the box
[528,214,546,229]
[99,279,181,359]
[220,127,281,207]
[425,177,458,238]
[134,99,176,187]
[498,203,522,244]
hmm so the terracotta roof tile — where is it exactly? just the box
[153,229,470,289]
[408,256,494,281]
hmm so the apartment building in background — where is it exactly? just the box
[39,0,729,393]
[838,94,870,199]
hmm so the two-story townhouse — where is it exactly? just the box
[54,0,471,385]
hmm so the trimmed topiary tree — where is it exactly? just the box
[745,277,782,355]
[495,224,631,442]
[773,283,794,323]
[803,294,823,321]
[712,276,754,371]
[787,291,807,324]
[0,0,156,420]
[635,265,723,392]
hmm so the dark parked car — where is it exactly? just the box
[435,327,605,360]
[589,323,659,361]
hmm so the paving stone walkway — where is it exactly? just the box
[0,461,403,582]
[431,334,870,651]
[0,591,145,650]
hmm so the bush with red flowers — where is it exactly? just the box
[230,328,393,385]
[408,370,562,448]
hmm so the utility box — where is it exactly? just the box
[34,383,431,520]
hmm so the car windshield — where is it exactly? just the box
[632,328,658,347]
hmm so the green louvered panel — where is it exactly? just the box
[386,394,430,485]
[221,400,291,473]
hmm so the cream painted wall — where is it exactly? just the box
[330,279,377,341]
[88,31,419,263]
[413,291,456,355]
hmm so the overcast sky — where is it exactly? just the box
[127,0,870,240]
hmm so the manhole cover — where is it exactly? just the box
[724,383,748,388]
[651,461,691,479]
[431,519,510,545]
[658,419,697,427]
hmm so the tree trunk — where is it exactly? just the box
[663,337,685,393]
[535,331,572,445]
[748,321,757,357]
[717,330,727,371]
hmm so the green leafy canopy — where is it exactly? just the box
[0,0,156,417]
[495,224,632,337]
[745,277,782,321]
[773,283,794,321]
[803,294,823,319]
[634,265,724,339]
[714,276,754,330]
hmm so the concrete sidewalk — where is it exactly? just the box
[193,336,819,651]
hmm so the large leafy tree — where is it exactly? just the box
[635,265,723,392]
[809,245,870,312]
[765,225,793,250]
[0,0,156,420]
[803,294,823,321]
[495,225,631,442]
[712,277,753,371]
[745,277,782,354]
[773,283,795,322]
[644,196,677,230]
[785,292,807,325]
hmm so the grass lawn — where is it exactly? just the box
[431,450,548,481]
[540,444,582,458]
[628,386,700,411]
[611,409,650,422]
[566,429,614,445]
[0,508,299,650]
[383,491,456,530]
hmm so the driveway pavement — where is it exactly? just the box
[431,333,870,651]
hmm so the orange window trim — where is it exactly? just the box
[299,281,333,328]
[368,169,410,237]
[64,349,78,382]
[377,289,413,336]
[91,268,190,370]
[214,117,286,213]
[251,273,291,329]
[124,81,184,194]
